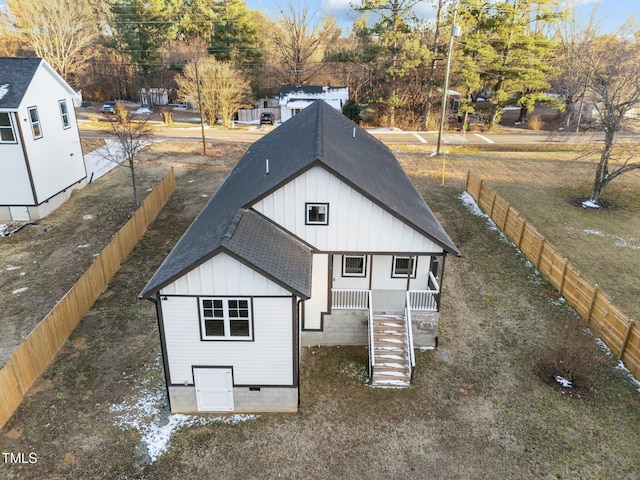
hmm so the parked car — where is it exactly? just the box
[260,112,275,125]
[100,101,117,114]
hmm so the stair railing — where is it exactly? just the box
[405,291,416,372]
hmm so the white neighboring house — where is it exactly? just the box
[140,101,459,414]
[279,85,349,122]
[0,57,87,221]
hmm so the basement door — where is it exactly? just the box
[194,367,234,412]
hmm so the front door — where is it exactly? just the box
[194,367,234,412]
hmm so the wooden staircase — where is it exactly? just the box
[371,314,411,388]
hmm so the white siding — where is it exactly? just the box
[0,140,33,205]
[331,255,370,290]
[303,254,329,330]
[162,296,294,385]
[370,255,432,290]
[253,166,442,253]
[17,62,85,204]
[161,252,290,296]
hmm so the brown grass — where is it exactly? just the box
[1,142,639,479]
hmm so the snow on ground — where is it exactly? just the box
[460,192,640,392]
[581,199,600,209]
[109,358,258,463]
[565,226,640,250]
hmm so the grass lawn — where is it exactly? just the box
[0,141,639,479]
[399,146,640,323]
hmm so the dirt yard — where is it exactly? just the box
[1,140,639,479]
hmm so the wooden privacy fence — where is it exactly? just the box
[465,171,640,380]
[0,169,176,430]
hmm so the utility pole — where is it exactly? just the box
[194,59,207,156]
[436,0,459,156]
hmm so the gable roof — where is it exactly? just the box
[280,85,347,96]
[0,57,78,109]
[0,58,42,109]
[139,100,459,299]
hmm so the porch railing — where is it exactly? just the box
[405,296,416,372]
[367,290,375,378]
[331,288,370,309]
[407,272,440,311]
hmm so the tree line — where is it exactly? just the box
[1,0,639,206]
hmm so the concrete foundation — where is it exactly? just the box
[302,310,369,346]
[168,385,298,414]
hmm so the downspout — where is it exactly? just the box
[145,295,172,409]
[297,298,304,408]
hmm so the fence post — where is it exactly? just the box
[502,204,510,232]
[518,220,528,249]
[586,285,599,327]
[558,258,568,295]
[619,320,635,360]
[536,238,546,270]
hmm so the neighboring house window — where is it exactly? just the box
[306,203,328,225]
[343,255,366,277]
[392,256,417,278]
[28,107,42,139]
[59,100,71,129]
[200,298,252,340]
[0,112,16,143]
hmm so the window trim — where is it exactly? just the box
[28,106,43,139]
[59,100,71,129]
[391,256,418,278]
[305,202,329,225]
[0,111,17,144]
[199,297,253,341]
[342,255,367,277]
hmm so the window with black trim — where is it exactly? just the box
[59,100,70,129]
[28,107,42,139]
[0,112,16,143]
[342,255,366,277]
[200,298,252,340]
[392,256,417,278]
[306,202,328,225]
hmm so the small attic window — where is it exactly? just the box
[306,203,328,225]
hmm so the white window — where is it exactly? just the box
[306,203,328,225]
[343,255,366,277]
[200,298,252,340]
[392,256,417,278]
[0,112,16,143]
[59,100,70,129]
[28,106,42,139]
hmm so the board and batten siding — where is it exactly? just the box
[160,252,290,297]
[161,296,294,386]
[332,254,432,291]
[303,254,329,330]
[15,63,86,204]
[252,166,442,253]
[0,141,34,205]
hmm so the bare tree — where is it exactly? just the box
[101,104,153,209]
[577,31,640,207]
[2,0,103,86]
[176,57,251,128]
[272,0,339,85]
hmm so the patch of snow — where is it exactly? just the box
[82,214,94,221]
[109,358,258,463]
[581,199,600,209]
[555,375,572,388]
[132,107,152,115]
[0,84,9,100]
[417,346,436,351]
[583,229,605,237]
[367,127,405,133]
[12,287,28,294]
[6,265,20,271]
[77,244,90,249]
[596,337,640,393]
[566,226,640,250]
[459,192,499,232]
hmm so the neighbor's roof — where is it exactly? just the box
[0,58,42,109]
[0,57,78,109]
[280,85,348,96]
[139,100,459,299]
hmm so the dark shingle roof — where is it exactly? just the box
[0,58,42,109]
[139,100,459,299]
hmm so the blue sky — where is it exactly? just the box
[0,0,636,34]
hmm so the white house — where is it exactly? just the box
[140,100,459,414]
[0,57,86,221]
[279,85,349,122]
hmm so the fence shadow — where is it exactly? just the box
[0,169,176,430]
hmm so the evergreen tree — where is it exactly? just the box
[208,0,261,67]
[342,99,362,124]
